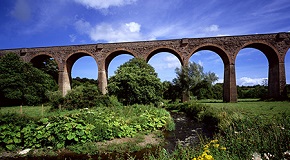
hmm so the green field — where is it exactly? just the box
[199,99,290,117]
[2,100,289,117]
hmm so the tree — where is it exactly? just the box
[173,62,218,101]
[108,58,163,105]
[0,53,57,106]
[36,58,59,82]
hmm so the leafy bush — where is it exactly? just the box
[0,105,174,151]
[54,84,122,110]
[108,58,163,105]
[0,53,57,106]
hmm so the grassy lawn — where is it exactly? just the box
[0,105,51,117]
[198,99,290,117]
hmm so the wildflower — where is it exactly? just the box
[213,144,219,148]
[204,154,214,160]
[211,139,218,143]
[220,147,226,150]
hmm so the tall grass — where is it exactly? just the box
[160,100,290,160]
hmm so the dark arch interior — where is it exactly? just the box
[30,55,59,82]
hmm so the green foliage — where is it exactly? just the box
[108,58,163,105]
[71,77,98,88]
[237,85,268,99]
[0,53,57,106]
[60,84,121,110]
[172,62,219,101]
[0,105,173,151]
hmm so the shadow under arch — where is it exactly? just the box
[235,42,281,99]
[146,47,184,66]
[30,54,59,83]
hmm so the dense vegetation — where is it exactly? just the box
[0,53,57,106]
[108,58,163,105]
[147,101,290,160]
[163,62,222,102]
[0,105,174,151]
[0,53,289,159]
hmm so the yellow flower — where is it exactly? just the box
[204,149,210,153]
[204,155,214,160]
[213,144,220,148]
[192,158,197,160]
[220,147,226,150]
[210,139,218,144]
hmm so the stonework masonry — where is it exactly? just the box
[1,32,290,102]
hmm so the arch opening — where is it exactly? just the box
[286,48,290,98]
[147,48,183,66]
[189,50,224,100]
[106,51,135,78]
[236,48,268,100]
[148,52,182,82]
[30,54,59,83]
[68,53,98,88]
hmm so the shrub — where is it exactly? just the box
[58,84,121,110]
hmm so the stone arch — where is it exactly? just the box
[65,51,98,81]
[58,51,98,95]
[29,53,60,83]
[189,44,231,65]
[146,47,184,66]
[188,44,234,102]
[104,49,137,73]
[29,53,61,69]
[234,41,280,65]
[235,41,282,99]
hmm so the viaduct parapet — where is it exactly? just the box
[1,32,290,102]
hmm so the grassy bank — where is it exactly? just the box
[153,100,290,160]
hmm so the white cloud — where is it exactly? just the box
[74,0,137,10]
[164,55,181,69]
[10,0,31,21]
[205,24,219,32]
[126,22,140,32]
[237,77,267,86]
[217,34,230,37]
[69,34,77,42]
[74,19,145,42]
[198,60,203,66]
[74,19,92,34]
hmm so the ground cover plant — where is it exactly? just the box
[154,100,290,160]
[0,104,174,155]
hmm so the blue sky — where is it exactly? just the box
[0,0,290,85]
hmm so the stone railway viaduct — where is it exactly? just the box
[1,32,290,102]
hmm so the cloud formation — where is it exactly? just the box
[10,0,31,21]
[74,0,137,9]
[205,25,219,32]
[74,19,146,42]
[237,77,267,86]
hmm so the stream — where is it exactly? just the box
[3,111,212,160]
